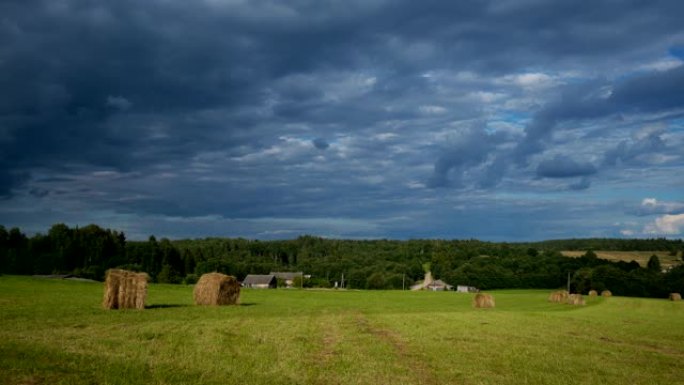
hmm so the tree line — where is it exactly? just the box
[1,224,683,298]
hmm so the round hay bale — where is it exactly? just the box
[669,293,682,301]
[567,294,585,306]
[601,290,612,298]
[548,290,569,303]
[194,273,241,306]
[103,269,149,310]
[588,290,598,297]
[473,293,495,308]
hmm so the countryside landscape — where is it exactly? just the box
[1,224,684,384]
[2,0,684,384]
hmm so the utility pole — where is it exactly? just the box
[402,273,405,291]
[567,271,571,293]
[341,273,345,289]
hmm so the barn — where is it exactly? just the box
[242,274,277,289]
[270,271,304,288]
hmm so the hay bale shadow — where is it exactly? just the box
[145,304,191,309]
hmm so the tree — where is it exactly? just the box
[647,255,661,272]
[0,225,8,273]
[366,272,387,290]
[584,250,598,259]
[156,263,182,284]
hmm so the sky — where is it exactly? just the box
[1,0,684,241]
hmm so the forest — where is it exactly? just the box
[1,223,683,298]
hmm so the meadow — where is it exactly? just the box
[561,250,681,268]
[1,275,683,385]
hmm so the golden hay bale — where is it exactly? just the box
[601,290,612,298]
[669,293,682,301]
[473,293,495,308]
[567,294,585,306]
[103,269,148,310]
[194,273,241,306]
[548,290,569,303]
[588,290,598,297]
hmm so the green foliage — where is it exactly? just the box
[183,274,199,285]
[1,224,682,298]
[647,254,661,271]
[366,272,387,290]
[156,264,182,284]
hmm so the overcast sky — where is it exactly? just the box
[1,0,684,240]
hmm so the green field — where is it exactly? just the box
[1,276,683,385]
[560,250,682,268]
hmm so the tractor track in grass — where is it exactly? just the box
[354,314,440,385]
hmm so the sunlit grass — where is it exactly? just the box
[561,250,681,268]
[1,276,682,385]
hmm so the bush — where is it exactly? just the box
[366,272,387,290]
[157,264,182,284]
[183,274,199,285]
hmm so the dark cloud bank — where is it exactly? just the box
[1,0,684,239]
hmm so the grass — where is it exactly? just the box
[1,276,683,385]
[561,250,682,268]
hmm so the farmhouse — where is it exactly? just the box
[456,285,479,293]
[427,279,453,291]
[410,272,454,291]
[270,271,309,288]
[242,274,277,289]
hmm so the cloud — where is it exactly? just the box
[633,198,684,216]
[1,0,684,239]
[568,177,592,191]
[426,126,502,188]
[645,214,684,235]
[312,138,330,150]
[536,155,597,178]
[106,96,132,111]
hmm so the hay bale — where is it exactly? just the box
[588,290,598,297]
[473,293,495,308]
[567,294,585,306]
[548,290,569,303]
[601,290,612,298]
[194,273,241,306]
[669,293,682,301]
[103,269,148,310]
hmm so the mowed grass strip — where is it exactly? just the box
[0,276,683,385]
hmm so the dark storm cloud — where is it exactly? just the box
[603,127,668,166]
[2,0,684,238]
[426,127,504,188]
[516,65,684,161]
[536,155,597,178]
[312,138,329,150]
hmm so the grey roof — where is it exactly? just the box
[270,272,303,280]
[242,274,276,285]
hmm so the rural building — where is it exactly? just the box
[242,274,277,289]
[411,272,454,291]
[456,285,479,293]
[270,271,309,288]
[427,279,453,291]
